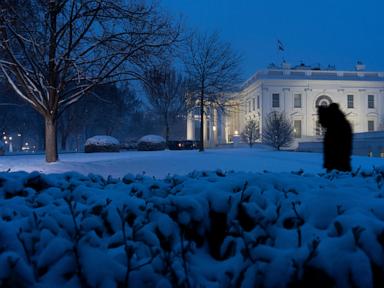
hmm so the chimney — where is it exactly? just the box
[355,61,366,71]
[282,61,291,70]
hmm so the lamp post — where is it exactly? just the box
[9,136,13,153]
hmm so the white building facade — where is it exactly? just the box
[187,64,384,146]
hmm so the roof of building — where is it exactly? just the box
[243,62,384,89]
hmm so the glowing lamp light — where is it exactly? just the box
[234,130,239,135]
[212,126,217,131]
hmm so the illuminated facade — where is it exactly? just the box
[187,63,384,146]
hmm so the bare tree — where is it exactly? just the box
[0,0,180,162]
[142,65,189,143]
[184,31,242,151]
[242,119,260,147]
[262,111,294,150]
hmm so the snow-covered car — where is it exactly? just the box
[167,140,199,150]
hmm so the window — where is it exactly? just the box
[368,120,374,131]
[272,93,280,108]
[294,94,302,108]
[252,98,255,111]
[347,95,354,108]
[257,96,260,109]
[368,95,375,109]
[315,120,325,136]
[248,101,251,112]
[293,120,302,138]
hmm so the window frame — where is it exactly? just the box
[347,94,354,109]
[294,93,302,108]
[368,95,375,109]
[272,93,280,108]
[293,120,302,138]
[368,120,374,131]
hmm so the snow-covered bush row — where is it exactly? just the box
[84,135,120,153]
[137,135,166,151]
[0,169,384,287]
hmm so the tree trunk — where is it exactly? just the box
[45,116,58,162]
[199,87,205,152]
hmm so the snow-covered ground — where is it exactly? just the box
[1,147,384,178]
[1,147,384,287]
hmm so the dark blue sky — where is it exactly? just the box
[162,0,384,80]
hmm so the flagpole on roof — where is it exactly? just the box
[277,39,285,66]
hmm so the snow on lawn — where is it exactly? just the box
[1,148,384,287]
[1,147,384,178]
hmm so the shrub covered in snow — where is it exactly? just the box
[84,135,120,153]
[0,140,4,156]
[137,134,166,151]
[0,169,384,287]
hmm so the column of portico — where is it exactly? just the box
[187,112,195,140]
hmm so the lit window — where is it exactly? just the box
[315,120,325,136]
[294,94,302,108]
[272,93,280,108]
[293,120,302,138]
[368,120,374,131]
[347,95,354,108]
[368,95,375,109]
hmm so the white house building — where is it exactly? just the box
[187,63,384,146]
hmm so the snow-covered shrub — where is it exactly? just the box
[84,135,120,153]
[1,169,384,287]
[120,141,138,151]
[137,135,166,151]
[0,140,4,156]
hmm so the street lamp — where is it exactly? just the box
[8,137,13,153]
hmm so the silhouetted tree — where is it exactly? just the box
[58,84,141,150]
[0,0,180,162]
[143,65,188,142]
[242,119,260,147]
[184,31,242,151]
[262,111,293,150]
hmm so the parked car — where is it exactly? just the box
[167,140,199,150]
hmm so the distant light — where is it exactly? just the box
[3,136,6,140]
[4,141,8,144]
[17,133,21,137]
[25,142,29,146]
[2,132,5,135]
[9,137,12,140]
[212,126,216,131]
[234,130,239,135]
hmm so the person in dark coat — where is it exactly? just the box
[317,103,352,172]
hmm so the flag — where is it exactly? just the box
[277,40,284,51]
